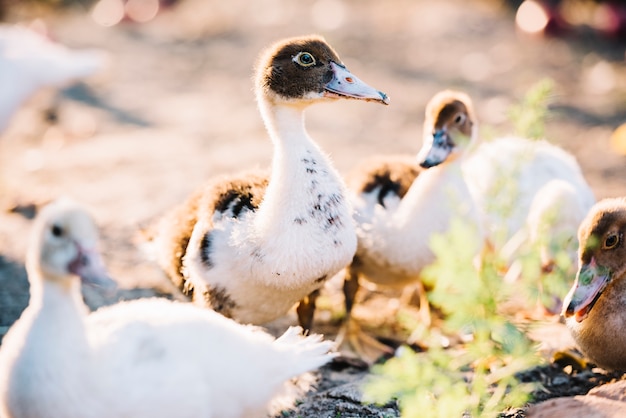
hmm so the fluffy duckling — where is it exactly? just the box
[341,90,484,357]
[418,91,594,265]
[0,199,336,418]
[342,90,594,357]
[145,35,389,330]
[463,139,595,269]
[348,90,482,285]
[563,198,626,371]
[0,23,106,133]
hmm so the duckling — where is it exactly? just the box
[415,92,594,267]
[342,90,594,358]
[0,23,106,133]
[463,136,595,269]
[0,199,336,418]
[144,35,389,330]
[340,90,484,358]
[562,197,626,371]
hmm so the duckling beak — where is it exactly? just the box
[562,257,610,323]
[416,129,452,168]
[69,245,118,292]
[324,62,389,105]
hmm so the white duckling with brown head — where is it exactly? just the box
[348,90,481,289]
[0,199,336,418]
[563,198,626,371]
[146,35,389,330]
[340,90,483,357]
[342,90,594,358]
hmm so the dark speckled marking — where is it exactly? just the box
[348,157,420,210]
[251,247,265,262]
[202,285,237,317]
[214,189,258,219]
[200,231,213,268]
[309,192,344,231]
[303,156,318,174]
[363,173,405,208]
[294,217,307,225]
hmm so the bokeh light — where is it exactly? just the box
[584,60,616,95]
[591,4,620,34]
[125,0,160,23]
[516,1,549,34]
[91,0,125,27]
[610,123,626,155]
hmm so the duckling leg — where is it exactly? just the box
[399,281,432,328]
[334,264,394,363]
[296,288,320,332]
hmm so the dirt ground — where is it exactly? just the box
[1,0,626,416]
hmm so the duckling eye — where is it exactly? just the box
[293,52,316,67]
[454,113,466,125]
[604,233,620,249]
[51,224,64,238]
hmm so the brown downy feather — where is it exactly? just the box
[144,170,269,299]
[348,155,421,207]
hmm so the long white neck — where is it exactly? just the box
[17,269,90,368]
[396,156,479,235]
[0,269,101,418]
[253,99,345,236]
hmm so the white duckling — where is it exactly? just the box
[342,90,594,357]
[341,90,484,357]
[415,91,594,265]
[0,22,107,133]
[145,35,389,330]
[463,137,595,269]
[563,197,626,371]
[0,199,336,418]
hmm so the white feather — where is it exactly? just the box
[0,201,335,418]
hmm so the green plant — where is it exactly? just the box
[364,218,540,418]
[508,78,555,141]
[363,80,563,417]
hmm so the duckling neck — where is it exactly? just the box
[397,158,475,228]
[255,102,348,232]
[0,273,99,417]
[259,101,310,150]
[25,272,89,342]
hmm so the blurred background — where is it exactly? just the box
[0,0,625,320]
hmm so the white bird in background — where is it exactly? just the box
[0,22,107,133]
[144,34,389,331]
[0,199,336,418]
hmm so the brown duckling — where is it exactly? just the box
[563,197,626,371]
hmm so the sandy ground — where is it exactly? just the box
[1,0,626,416]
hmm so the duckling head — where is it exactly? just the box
[254,34,389,107]
[563,198,626,323]
[417,90,477,168]
[27,198,116,291]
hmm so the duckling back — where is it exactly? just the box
[85,298,335,418]
[463,136,595,246]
